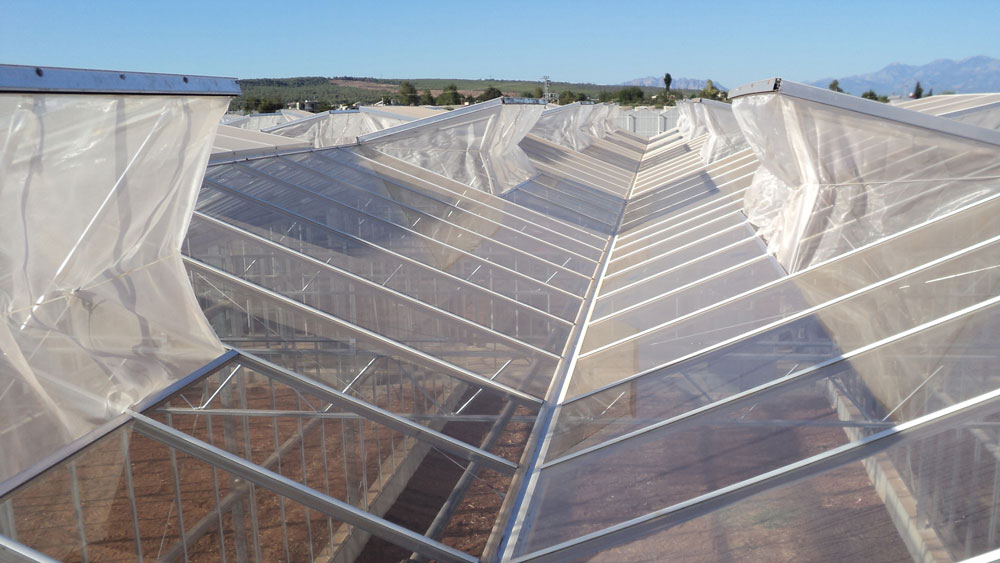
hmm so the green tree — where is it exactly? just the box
[258,98,284,113]
[396,81,419,105]
[861,89,878,100]
[558,90,577,105]
[533,86,544,98]
[913,81,924,99]
[699,79,724,101]
[828,80,844,93]
[597,90,613,103]
[928,88,933,97]
[616,86,645,104]
[478,86,503,102]
[520,90,534,98]
[419,89,435,105]
[436,83,462,105]
[663,73,672,92]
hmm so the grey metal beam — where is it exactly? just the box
[233,349,519,475]
[0,534,59,563]
[154,407,536,424]
[0,64,240,96]
[128,411,478,563]
[185,257,544,408]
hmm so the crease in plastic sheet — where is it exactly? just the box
[363,102,544,196]
[698,100,749,164]
[222,109,307,131]
[733,91,1000,272]
[264,109,409,148]
[942,103,1000,131]
[0,93,228,485]
[530,103,609,152]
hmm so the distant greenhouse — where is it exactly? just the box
[2,64,1000,563]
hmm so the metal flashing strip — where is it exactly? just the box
[0,64,240,96]
[185,257,544,407]
[128,411,478,563]
[513,382,1000,562]
[231,350,519,475]
[728,77,1000,147]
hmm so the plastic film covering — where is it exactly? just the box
[697,99,749,164]
[360,100,544,196]
[224,109,307,131]
[263,109,409,148]
[942,102,1000,131]
[733,85,1000,272]
[603,104,622,135]
[584,104,612,140]
[0,93,229,485]
[530,103,598,152]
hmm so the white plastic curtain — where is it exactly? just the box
[361,100,544,195]
[698,99,749,164]
[265,109,408,148]
[530,103,598,151]
[733,87,1000,272]
[0,93,228,485]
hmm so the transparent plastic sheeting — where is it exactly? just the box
[224,109,306,131]
[263,109,409,148]
[560,402,1000,562]
[943,103,1000,131]
[732,87,1000,273]
[676,101,707,139]
[697,100,749,165]
[557,214,1000,455]
[362,101,544,196]
[0,93,228,485]
[530,103,604,152]
[570,189,1000,399]
[516,298,1000,556]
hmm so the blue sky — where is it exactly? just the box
[2,0,997,88]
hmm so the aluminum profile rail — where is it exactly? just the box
[0,64,240,96]
[0,534,60,563]
[728,77,1000,147]
[129,411,478,563]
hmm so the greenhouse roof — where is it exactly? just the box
[2,65,1000,563]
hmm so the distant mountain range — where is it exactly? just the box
[807,56,1000,96]
[621,76,727,91]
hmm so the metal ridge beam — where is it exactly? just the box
[128,411,478,563]
[0,64,240,96]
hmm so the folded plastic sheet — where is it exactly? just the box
[603,104,622,135]
[698,99,749,164]
[224,109,304,131]
[530,102,598,151]
[674,101,691,137]
[0,93,228,485]
[361,100,544,195]
[264,108,408,148]
[733,88,1000,272]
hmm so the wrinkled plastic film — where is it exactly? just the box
[733,91,1000,272]
[363,102,543,195]
[531,103,599,152]
[265,110,409,148]
[0,93,228,485]
[698,101,749,164]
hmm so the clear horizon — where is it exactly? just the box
[2,0,997,89]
